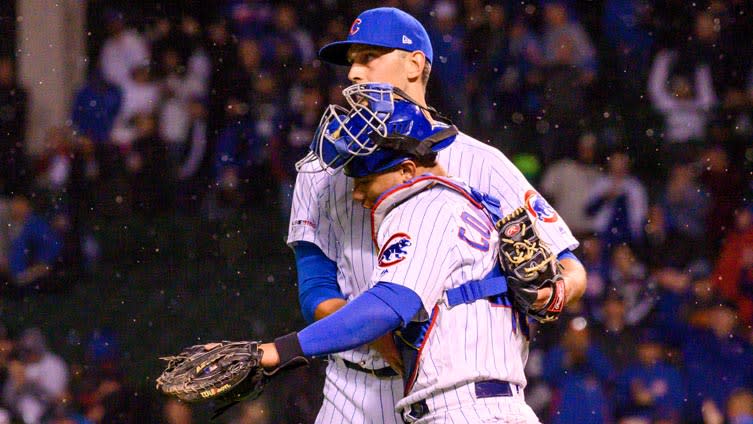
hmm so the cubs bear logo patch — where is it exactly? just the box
[378,233,412,267]
[524,190,558,223]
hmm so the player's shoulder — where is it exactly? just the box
[377,191,464,253]
[293,161,339,190]
[295,159,327,175]
[374,176,475,232]
[442,132,512,167]
[448,132,505,157]
[399,179,470,213]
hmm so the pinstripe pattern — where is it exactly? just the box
[286,133,572,423]
[315,360,403,424]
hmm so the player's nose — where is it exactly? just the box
[351,185,369,208]
[348,64,367,84]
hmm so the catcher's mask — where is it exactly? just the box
[295,83,458,175]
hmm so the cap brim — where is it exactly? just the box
[318,40,409,66]
[318,41,354,66]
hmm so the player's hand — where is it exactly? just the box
[369,333,403,376]
[532,287,553,310]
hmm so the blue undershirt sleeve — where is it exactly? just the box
[557,249,581,264]
[297,282,422,357]
[294,242,345,324]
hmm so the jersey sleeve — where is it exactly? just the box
[286,169,336,260]
[371,199,459,315]
[483,149,579,255]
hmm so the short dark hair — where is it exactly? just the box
[412,153,437,168]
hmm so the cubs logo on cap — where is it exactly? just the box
[378,233,413,267]
[349,18,362,35]
[524,190,558,223]
[318,7,433,66]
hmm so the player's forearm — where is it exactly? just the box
[560,258,587,305]
[532,251,586,310]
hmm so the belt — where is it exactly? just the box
[403,379,516,423]
[337,357,400,378]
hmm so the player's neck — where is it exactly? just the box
[414,164,447,178]
[403,85,427,108]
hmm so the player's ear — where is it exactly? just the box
[399,160,417,181]
[405,51,425,82]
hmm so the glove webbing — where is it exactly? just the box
[496,207,557,280]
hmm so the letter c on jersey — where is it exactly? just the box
[458,211,491,252]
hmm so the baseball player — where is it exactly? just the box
[288,7,587,423]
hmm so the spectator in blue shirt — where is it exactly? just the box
[683,301,753,422]
[544,317,614,424]
[7,195,63,292]
[427,0,468,120]
[591,290,639,371]
[222,0,273,40]
[586,151,648,253]
[602,0,654,100]
[71,69,122,145]
[615,328,684,422]
[213,95,260,208]
[270,85,322,222]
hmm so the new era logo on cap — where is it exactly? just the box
[402,35,413,45]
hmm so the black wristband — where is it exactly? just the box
[270,332,309,375]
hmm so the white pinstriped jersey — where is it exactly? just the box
[287,132,579,368]
[370,175,527,411]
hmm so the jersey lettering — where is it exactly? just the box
[458,211,491,251]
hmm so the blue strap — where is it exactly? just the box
[446,267,508,308]
[468,187,503,223]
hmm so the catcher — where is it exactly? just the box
[157,89,586,423]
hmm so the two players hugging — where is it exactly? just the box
[155,82,567,419]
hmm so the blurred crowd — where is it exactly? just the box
[0,0,752,422]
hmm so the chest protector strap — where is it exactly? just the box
[445,187,508,308]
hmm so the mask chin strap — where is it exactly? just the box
[370,125,459,159]
[391,87,455,126]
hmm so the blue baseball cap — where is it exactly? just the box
[318,7,433,66]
